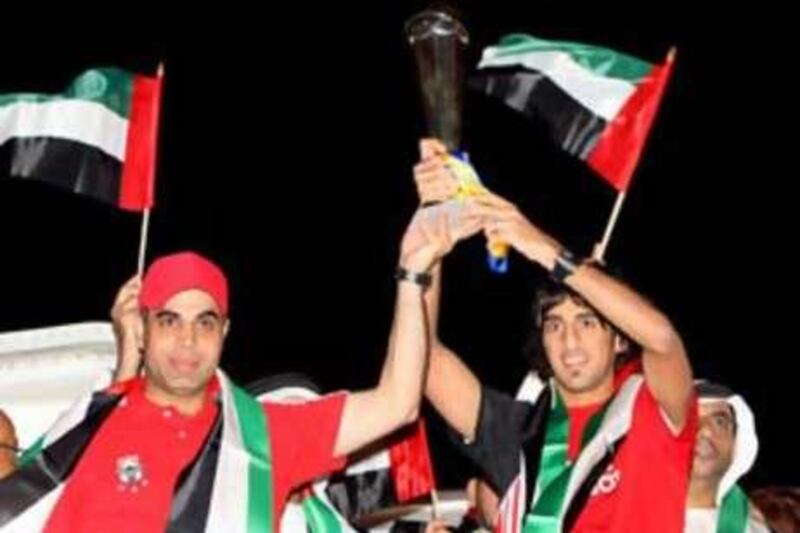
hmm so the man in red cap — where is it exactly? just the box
[0,206,483,532]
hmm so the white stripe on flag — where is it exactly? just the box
[497,475,522,533]
[0,99,128,160]
[205,372,250,533]
[42,389,99,446]
[344,449,391,475]
[479,50,636,121]
[495,454,526,533]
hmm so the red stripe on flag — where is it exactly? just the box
[388,419,436,503]
[119,73,162,211]
[588,50,676,191]
[510,476,521,533]
[496,513,505,533]
[496,473,522,533]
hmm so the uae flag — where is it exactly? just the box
[0,67,162,211]
[325,419,437,525]
[471,34,674,191]
[388,419,436,503]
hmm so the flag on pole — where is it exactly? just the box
[1,67,162,211]
[471,34,675,191]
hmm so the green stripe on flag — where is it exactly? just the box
[0,68,134,118]
[231,384,274,533]
[717,485,749,533]
[303,494,345,533]
[491,34,652,82]
[18,435,46,467]
[524,390,610,532]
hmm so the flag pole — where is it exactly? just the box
[591,47,675,263]
[137,208,152,277]
[592,191,627,263]
[430,487,441,521]
[136,61,164,277]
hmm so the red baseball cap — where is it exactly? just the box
[139,251,229,315]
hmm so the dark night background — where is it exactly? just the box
[0,2,796,491]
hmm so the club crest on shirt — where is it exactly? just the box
[591,463,621,497]
[116,454,148,492]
